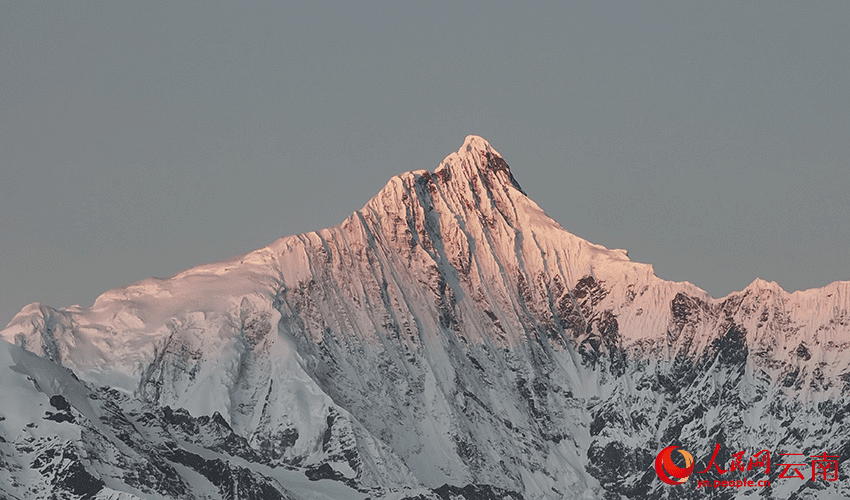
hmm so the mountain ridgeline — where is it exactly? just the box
[2,136,849,499]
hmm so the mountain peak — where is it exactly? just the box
[461,134,498,154]
[4,136,850,500]
[434,135,524,195]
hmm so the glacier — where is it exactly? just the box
[1,135,849,499]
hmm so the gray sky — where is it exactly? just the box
[2,2,849,326]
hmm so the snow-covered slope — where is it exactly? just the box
[3,136,849,499]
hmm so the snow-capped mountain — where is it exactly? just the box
[2,136,848,499]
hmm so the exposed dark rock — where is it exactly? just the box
[433,483,524,500]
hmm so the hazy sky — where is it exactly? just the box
[2,2,849,326]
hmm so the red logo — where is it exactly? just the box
[655,446,695,485]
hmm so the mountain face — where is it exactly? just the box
[2,136,849,500]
